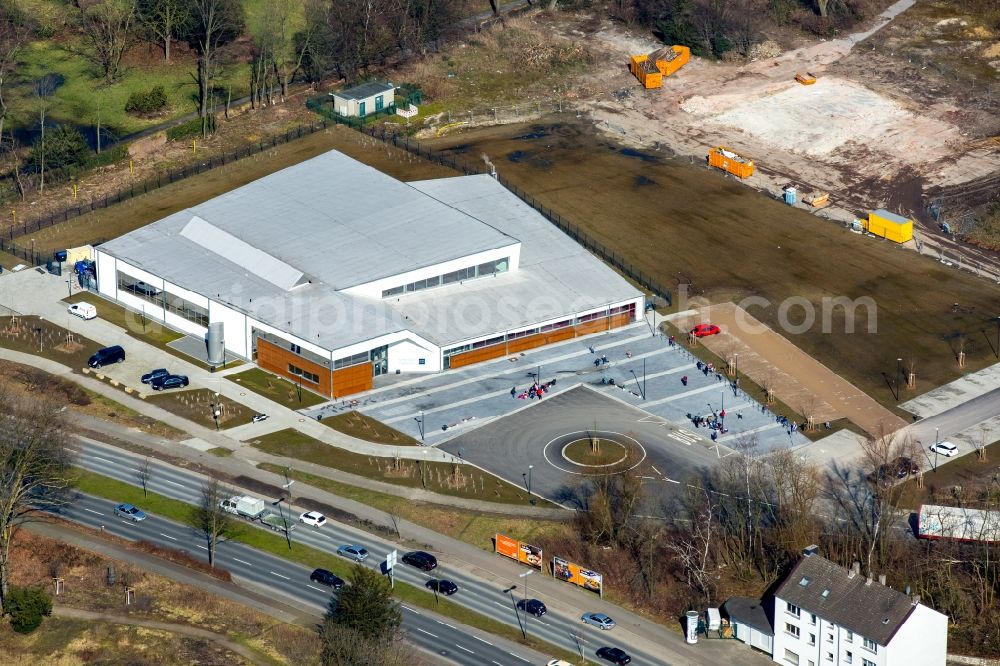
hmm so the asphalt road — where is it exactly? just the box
[442,386,728,511]
[907,386,1000,453]
[71,437,668,666]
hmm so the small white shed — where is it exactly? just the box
[329,81,395,118]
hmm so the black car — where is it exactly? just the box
[151,374,189,390]
[309,568,344,589]
[141,368,169,384]
[516,598,547,617]
[88,345,125,368]
[425,579,458,596]
[402,551,437,571]
[596,647,632,665]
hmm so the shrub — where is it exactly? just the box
[4,586,53,633]
[29,124,90,173]
[125,86,168,116]
[166,116,214,141]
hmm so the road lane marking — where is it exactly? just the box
[402,605,420,614]
[269,571,291,580]
[415,628,438,638]
[492,661,504,665]
[92,456,114,464]
[159,533,178,541]
[232,558,251,565]
[510,653,531,663]
[473,636,494,646]
[493,601,509,609]
[163,480,185,487]
[83,508,103,516]
[455,644,474,654]
[195,545,208,550]
[306,585,325,592]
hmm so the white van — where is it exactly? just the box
[68,303,97,320]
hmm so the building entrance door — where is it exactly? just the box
[370,345,388,376]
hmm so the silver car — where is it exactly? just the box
[581,612,616,630]
[337,544,369,562]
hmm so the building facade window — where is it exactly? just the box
[808,633,816,646]
[784,649,800,666]
[117,271,163,307]
[846,631,853,643]
[862,638,877,653]
[288,364,319,384]
[827,633,834,643]
[334,351,369,369]
[809,614,817,625]
[826,652,833,661]
[382,257,509,297]
[162,291,208,327]
[785,623,800,638]
[786,602,801,618]
[862,660,875,666]
[845,651,853,664]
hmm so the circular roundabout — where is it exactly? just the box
[543,430,646,476]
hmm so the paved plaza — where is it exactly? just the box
[304,321,810,452]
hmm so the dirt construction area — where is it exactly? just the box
[671,304,908,435]
[580,0,1000,269]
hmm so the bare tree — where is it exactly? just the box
[188,0,245,136]
[574,446,646,547]
[0,390,75,612]
[33,75,58,194]
[0,0,32,139]
[188,478,240,568]
[269,0,316,101]
[78,0,139,83]
[138,0,192,62]
[137,457,151,497]
[666,484,717,601]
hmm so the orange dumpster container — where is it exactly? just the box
[656,45,690,77]
[708,146,754,179]
[795,72,817,85]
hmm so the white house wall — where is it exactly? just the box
[95,251,117,299]
[342,244,521,300]
[163,311,206,337]
[113,261,165,289]
[885,605,946,666]
[209,301,251,359]
[388,338,440,373]
[162,280,209,309]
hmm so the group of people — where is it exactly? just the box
[511,379,557,400]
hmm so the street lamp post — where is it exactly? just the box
[519,570,534,637]
[933,427,940,472]
[522,465,534,504]
[503,585,526,639]
[414,411,425,442]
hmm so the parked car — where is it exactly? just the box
[930,441,958,457]
[114,503,147,521]
[517,598,547,617]
[88,345,125,368]
[596,646,632,665]
[547,661,575,666]
[130,281,161,297]
[151,374,189,390]
[690,323,721,338]
[309,568,344,589]
[67,303,97,320]
[402,550,437,571]
[425,579,458,596]
[141,368,169,384]
[336,545,369,562]
[251,413,269,423]
[299,511,327,528]
[581,612,616,630]
[892,456,920,477]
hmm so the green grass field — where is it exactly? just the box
[227,367,326,408]
[146,388,254,430]
[321,411,419,446]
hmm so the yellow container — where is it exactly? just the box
[657,45,691,77]
[865,209,913,243]
[708,146,754,179]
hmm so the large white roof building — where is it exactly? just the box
[95,150,643,397]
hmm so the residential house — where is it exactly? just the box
[329,81,395,118]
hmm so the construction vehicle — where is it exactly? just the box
[795,72,817,85]
[220,495,296,533]
[630,45,691,89]
[707,146,754,179]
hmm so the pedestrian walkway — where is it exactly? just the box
[900,362,1000,418]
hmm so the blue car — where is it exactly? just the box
[114,503,147,521]
[151,374,189,390]
[141,368,169,384]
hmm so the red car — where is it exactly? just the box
[691,323,721,338]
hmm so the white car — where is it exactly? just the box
[68,303,97,320]
[299,511,327,527]
[929,441,958,457]
[547,661,575,666]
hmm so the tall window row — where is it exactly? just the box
[116,271,208,327]
[381,257,509,298]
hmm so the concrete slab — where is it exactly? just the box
[900,361,1000,418]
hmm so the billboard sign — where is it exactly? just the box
[553,556,603,596]
[495,533,543,569]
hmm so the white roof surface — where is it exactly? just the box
[100,151,642,354]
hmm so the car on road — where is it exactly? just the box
[690,323,721,338]
[547,661,575,666]
[151,374,189,390]
[930,441,958,457]
[67,303,97,320]
[299,511,327,528]
[336,544,369,562]
[88,345,125,368]
[141,368,170,384]
[309,568,344,589]
[425,579,458,596]
[114,503,147,521]
[516,598,547,617]
[402,550,437,571]
[596,646,632,665]
[581,612,616,630]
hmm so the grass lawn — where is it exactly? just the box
[248,428,544,506]
[259,463,569,551]
[207,447,234,457]
[72,468,580,663]
[0,315,101,369]
[321,411,419,446]
[227,367,326,408]
[75,386,186,440]
[146,388,254,430]
[895,440,1000,511]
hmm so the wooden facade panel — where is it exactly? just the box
[507,326,574,354]
[450,343,507,369]
[257,338,333,397]
[332,363,373,397]
[575,318,611,337]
